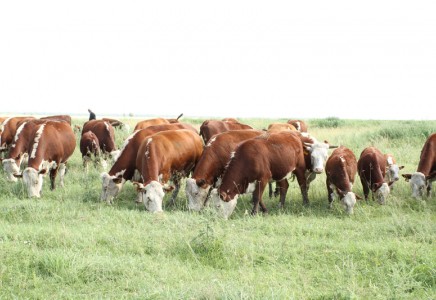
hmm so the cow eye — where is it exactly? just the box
[195,192,199,196]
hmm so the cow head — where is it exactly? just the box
[19,167,48,198]
[100,172,125,204]
[403,172,436,200]
[133,181,174,213]
[210,189,238,220]
[372,182,393,205]
[387,164,404,182]
[304,140,338,174]
[336,188,362,214]
[2,153,24,182]
[185,178,211,211]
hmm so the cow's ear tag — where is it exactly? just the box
[304,150,309,155]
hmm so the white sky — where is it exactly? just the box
[1,1,435,119]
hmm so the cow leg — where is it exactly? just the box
[427,181,433,198]
[59,163,66,188]
[277,179,289,208]
[167,179,182,206]
[268,182,273,198]
[327,179,335,209]
[294,167,309,205]
[251,180,268,215]
[50,167,60,190]
[64,161,68,175]
[360,176,370,202]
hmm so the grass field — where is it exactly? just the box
[1,117,436,299]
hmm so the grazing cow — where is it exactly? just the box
[1,119,52,182]
[402,133,436,199]
[102,118,130,133]
[384,154,404,190]
[100,123,198,204]
[185,129,264,211]
[326,146,362,214]
[266,123,297,134]
[80,131,106,171]
[74,125,82,133]
[133,130,203,212]
[40,115,72,125]
[167,113,184,123]
[82,120,117,157]
[287,119,307,132]
[0,117,36,156]
[358,147,394,204]
[210,131,309,220]
[15,121,76,197]
[222,118,238,123]
[134,118,170,132]
[199,120,254,144]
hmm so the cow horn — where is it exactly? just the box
[329,145,339,149]
[176,113,183,120]
[303,142,313,146]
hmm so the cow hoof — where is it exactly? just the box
[327,205,332,210]
[303,201,310,206]
[262,211,268,216]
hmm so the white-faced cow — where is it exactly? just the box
[82,120,118,159]
[199,120,254,144]
[326,146,362,214]
[100,123,198,204]
[358,147,394,205]
[402,133,436,199]
[211,131,309,220]
[384,154,404,190]
[102,118,130,133]
[15,121,76,197]
[287,119,307,132]
[185,129,264,211]
[1,119,53,182]
[0,117,36,157]
[133,130,203,212]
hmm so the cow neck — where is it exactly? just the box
[417,139,436,175]
[7,123,33,159]
[192,148,223,186]
[108,154,134,180]
[335,158,352,192]
[141,145,160,186]
[367,153,385,184]
[304,152,312,171]
[220,162,250,199]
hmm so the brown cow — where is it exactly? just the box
[134,118,170,132]
[326,146,362,214]
[15,121,76,197]
[287,119,307,132]
[199,120,254,144]
[80,131,105,171]
[133,130,203,212]
[210,131,309,219]
[222,118,238,123]
[102,118,130,133]
[100,123,198,204]
[74,125,82,133]
[0,117,10,136]
[185,129,264,211]
[402,133,436,199]
[40,115,72,125]
[358,147,394,204]
[1,119,54,181]
[82,120,117,158]
[266,123,297,134]
[166,113,184,123]
[384,154,404,190]
[0,117,36,156]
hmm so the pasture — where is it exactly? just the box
[1,117,436,299]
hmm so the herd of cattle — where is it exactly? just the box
[0,114,435,219]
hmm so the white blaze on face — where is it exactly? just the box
[22,167,45,198]
[100,172,125,203]
[307,142,329,173]
[211,189,238,220]
[410,172,427,200]
[340,192,356,214]
[30,124,45,159]
[185,178,211,211]
[387,164,401,181]
[387,156,393,166]
[142,181,165,212]
[2,158,20,182]
[374,183,390,204]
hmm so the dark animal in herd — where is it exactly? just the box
[80,131,103,170]
[211,131,309,219]
[199,120,253,144]
[0,117,36,155]
[402,133,436,199]
[326,146,362,214]
[100,123,197,204]
[15,121,76,198]
[133,130,203,212]
[185,129,264,211]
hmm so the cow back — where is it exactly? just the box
[41,115,72,125]
[134,118,170,131]
[199,120,253,144]
[326,146,357,189]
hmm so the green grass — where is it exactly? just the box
[1,117,436,299]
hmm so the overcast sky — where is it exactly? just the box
[1,1,435,119]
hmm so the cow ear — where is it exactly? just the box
[387,181,395,186]
[372,182,382,192]
[39,169,48,177]
[132,182,145,192]
[402,174,411,182]
[220,191,227,201]
[15,153,21,160]
[112,176,123,184]
[426,172,436,180]
[354,193,363,200]
[399,165,404,170]
[163,184,175,193]
[197,179,206,187]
